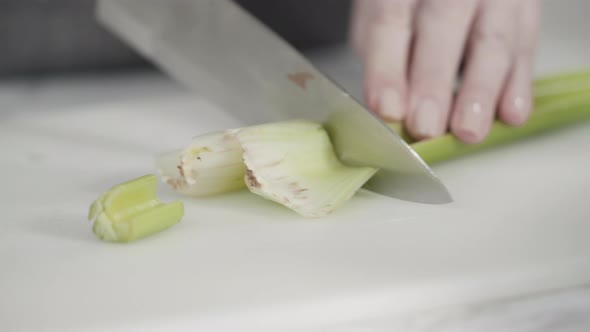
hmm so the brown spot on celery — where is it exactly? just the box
[287,72,314,90]
[246,169,262,188]
[166,178,188,190]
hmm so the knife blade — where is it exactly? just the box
[96,0,452,204]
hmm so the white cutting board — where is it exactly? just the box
[1,71,589,332]
[1,1,590,331]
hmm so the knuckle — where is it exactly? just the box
[370,0,415,28]
[410,60,458,92]
[465,82,496,97]
[473,24,511,48]
[517,42,536,58]
[410,77,453,102]
[471,25,515,59]
[462,73,508,100]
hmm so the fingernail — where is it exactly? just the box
[413,99,442,138]
[457,102,485,141]
[514,96,526,111]
[500,95,530,127]
[379,88,403,121]
[511,96,530,124]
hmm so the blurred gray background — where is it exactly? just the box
[0,0,351,77]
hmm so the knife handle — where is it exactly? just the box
[386,68,590,165]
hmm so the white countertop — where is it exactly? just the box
[1,1,590,331]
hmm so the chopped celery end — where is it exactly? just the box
[88,174,184,243]
[155,131,247,197]
[156,120,377,217]
[235,121,378,217]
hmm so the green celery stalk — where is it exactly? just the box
[534,68,590,105]
[381,68,590,165]
[410,91,590,165]
[534,68,590,96]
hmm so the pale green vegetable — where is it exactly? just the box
[88,174,184,242]
[156,120,377,217]
[534,68,590,99]
[403,69,590,164]
[236,121,377,217]
[387,69,590,148]
[155,131,247,196]
[410,92,590,165]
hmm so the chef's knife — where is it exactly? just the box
[96,0,452,204]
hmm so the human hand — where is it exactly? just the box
[350,0,540,143]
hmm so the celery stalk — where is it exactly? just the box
[236,121,378,217]
[155,132,247,197]
[89,174,184,242]
[381,68,590,164]
[409,84,590,165]
[534,69,590,106]
[534,68,590,96]
[155,121,377,217]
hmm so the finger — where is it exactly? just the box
[362,0,416,122]
[450,0,520,144]
[350,0,371,56]
[498,0,540,126]
[405,0,479,140]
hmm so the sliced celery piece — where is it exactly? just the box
[88,174,184,243]
[235,121,378,217]
[155,132,247,197]
[155,121,377,217]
